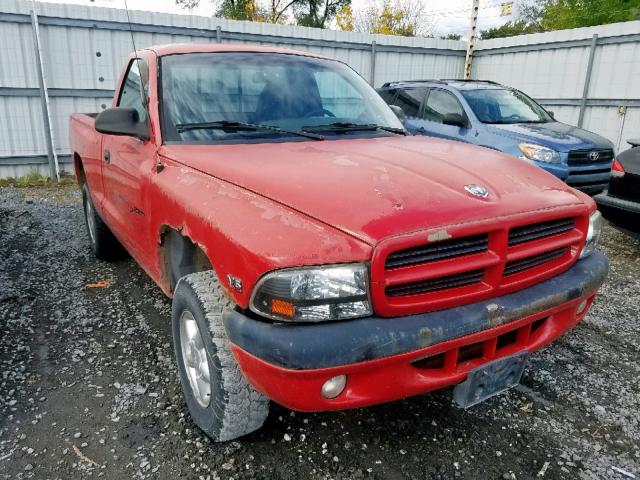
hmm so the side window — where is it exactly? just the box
[423,89,465,124]
[117,59,148,122]
[392,88,427,119]
[378,88,397,104]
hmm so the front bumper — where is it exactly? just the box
[595,192,640,236]
[223,252,608,411]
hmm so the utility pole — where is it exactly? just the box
[464,0,480,79]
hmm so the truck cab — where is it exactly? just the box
[377,80,615,194]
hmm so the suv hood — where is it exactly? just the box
[487,121,613,152]
[160,136,587,245]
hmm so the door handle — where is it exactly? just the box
[103,149,110,164]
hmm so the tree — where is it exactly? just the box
[540,0,640,30]
[336,3,355,31]
[440,33,461,40]
[355,0,434,36]
[480,19,542,39]
[215,0,267,21]
[294,0,351,28]
[176,0,201,9]
[480,0,640,39]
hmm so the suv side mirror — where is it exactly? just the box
[627,138,640,148]
[389,105,407,123]
[547,110,555,119]
[95,107,149,141]
[442,113,468,128]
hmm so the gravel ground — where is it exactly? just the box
[0,183,638,480]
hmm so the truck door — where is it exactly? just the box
[101,57,156,263]
[421,88,474,143]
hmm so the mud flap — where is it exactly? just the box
[453,352,528,408]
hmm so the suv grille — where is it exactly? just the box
[371,214,585,317]
[567,148,614,166]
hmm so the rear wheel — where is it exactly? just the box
[172,270,269,441]
[82,183,123,260]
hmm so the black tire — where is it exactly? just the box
[172,270,269,441]
[81,183,123,260]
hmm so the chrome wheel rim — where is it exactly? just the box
[84,194,97,245]
[179,310,211,408]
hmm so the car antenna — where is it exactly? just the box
[123,0,149,111]
[123,0,162,171]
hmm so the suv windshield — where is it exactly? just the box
[161,52,404,143]
[460,88,552,124]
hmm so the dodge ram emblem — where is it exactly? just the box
[464,184,489,198]
[588,151,600,161]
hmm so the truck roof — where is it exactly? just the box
[143,43,327,58]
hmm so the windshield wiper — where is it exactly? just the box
[175,120,324,141]
[303,122,407,135]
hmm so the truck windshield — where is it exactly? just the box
[460,88,552,124]
[160,52,404,143]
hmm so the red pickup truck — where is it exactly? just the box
[69,44,608,442]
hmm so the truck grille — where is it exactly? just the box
[508,218,574,245]
[504,248,567,276]
[371,212,586,317]
[386,269,484,297]
[567,148,614,166]
[385,234,488,269]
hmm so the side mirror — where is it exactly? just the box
[628,138,640,148]
[442,113,468,128]
[547,110,555,119]
[389,104,407,123]
[95,107,149,140]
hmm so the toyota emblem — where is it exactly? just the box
[464,184,489,198]
[588,151,600,161]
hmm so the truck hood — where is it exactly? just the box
[487,121,613,152]
[160,136,587,245]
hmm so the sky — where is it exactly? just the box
[36,0,517,37]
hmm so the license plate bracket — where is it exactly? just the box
[453,352,528,408]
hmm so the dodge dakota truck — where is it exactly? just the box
[69,44,608,442]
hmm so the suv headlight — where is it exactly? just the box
[250,264,372,322]
[579,211,603,259]
[518,143,561,163]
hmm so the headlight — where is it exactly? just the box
[579,211,603,259]
[518,143,561,163]
[250,264,372,322]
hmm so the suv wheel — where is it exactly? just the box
[172,270,269,441]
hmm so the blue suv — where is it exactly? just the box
[377,80,615,194]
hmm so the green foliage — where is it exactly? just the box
[540,0,640,30]
[479,19,542,39]
[480,0,640,39]
[216,0,267,21]
[440,33,462,40]
[295,0,350,28]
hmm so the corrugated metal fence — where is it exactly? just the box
[0,0,638,178]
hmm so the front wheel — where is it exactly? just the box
[172,270,269,441]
